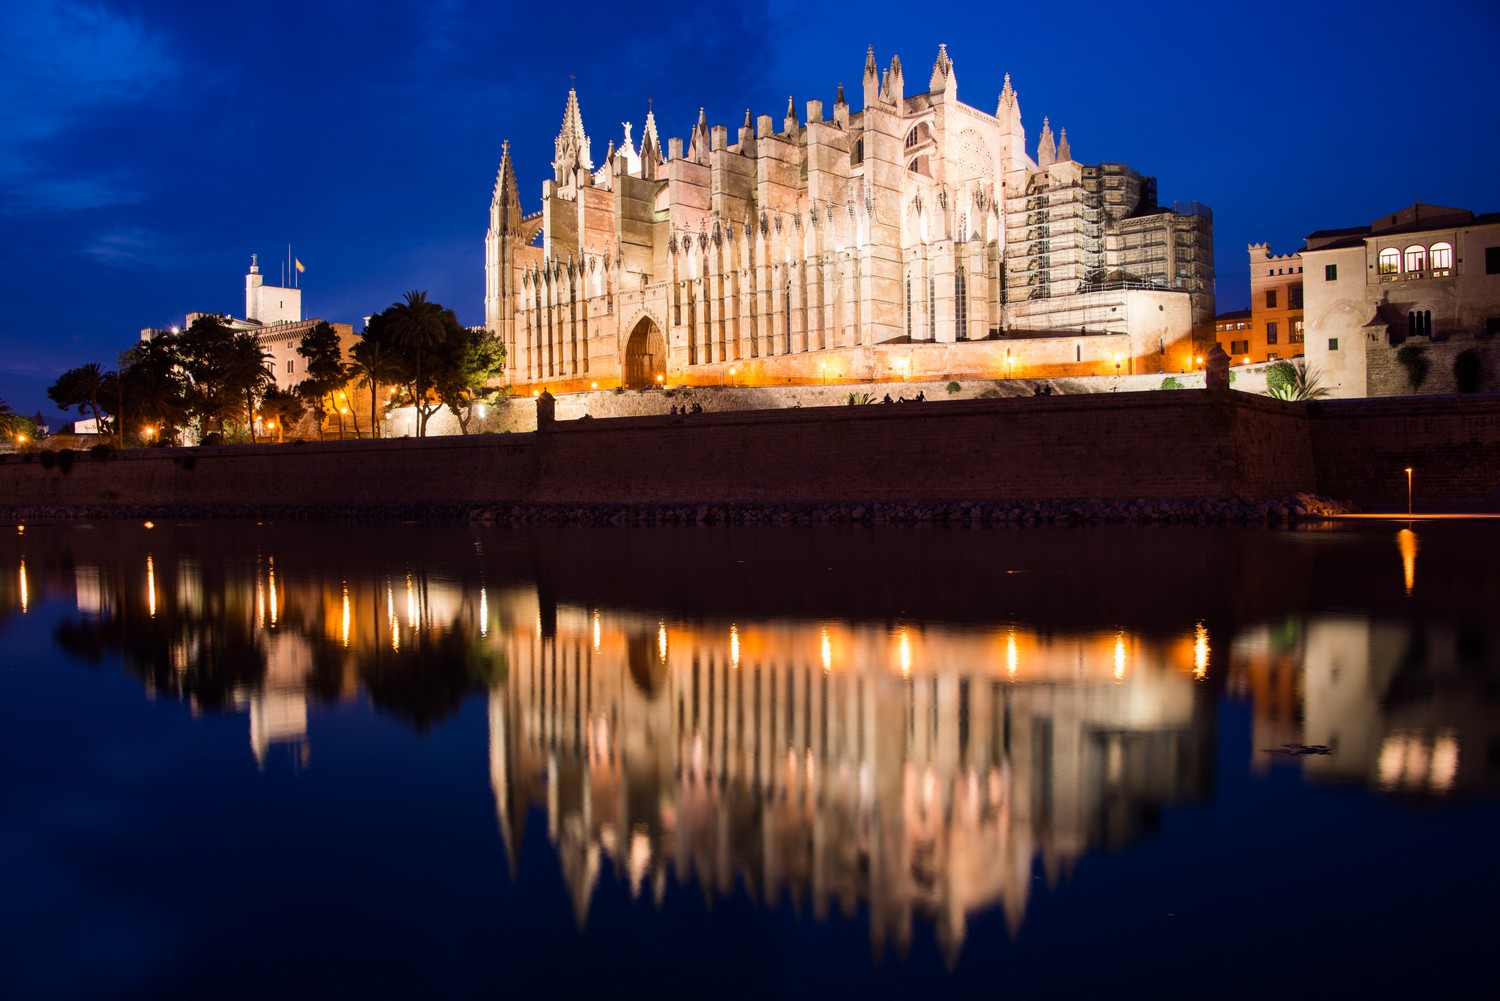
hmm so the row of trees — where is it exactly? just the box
[46,291,504,445]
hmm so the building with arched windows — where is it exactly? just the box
[485,46,1214,392]
[1301,204,1500,397]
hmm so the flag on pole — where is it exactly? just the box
[295,259,305,273]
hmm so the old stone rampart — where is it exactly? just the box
[1,391,1496,516]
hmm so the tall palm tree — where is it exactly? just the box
[0,398,20,441]
[389,290,446,436]
[224,333,275,442]
[348,337,403,439]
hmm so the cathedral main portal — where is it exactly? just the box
[624,318,666,388]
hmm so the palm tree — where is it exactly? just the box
[1265,359,1332,401]
[223,333,275,442]
[348,337,403,439]
[0,398,20,441]
[389,290,446,436]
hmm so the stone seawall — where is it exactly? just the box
[1,391,1496,518]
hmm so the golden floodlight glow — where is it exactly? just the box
[146,554,157,619]
[591,381,598,389]
[18,558,28,614]
[898,628,912,678]
[16,525,24,535]
[1113,632,1126,681]
[1006,629,1018,679]
[1193,622,1209,680]
[1398,527,1418,595]
[729,624,740,668]
[821,626,832,673]
[143,521,155,530]
[658,621,668,662]
[592,610,601,652]
[341,584,351,648]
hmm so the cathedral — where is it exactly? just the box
[485,45,1214,390]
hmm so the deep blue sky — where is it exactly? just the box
[3,0,1497,421]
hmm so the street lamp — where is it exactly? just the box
[1405,467,1413,517]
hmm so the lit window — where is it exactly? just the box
[1430,242,1453,271]
[1404,245,1427,273]
[1378,248,1401,275]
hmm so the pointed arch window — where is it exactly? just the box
[906,274,913,339]
[955,265,967,340]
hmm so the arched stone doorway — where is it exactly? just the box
[624,317,666,388]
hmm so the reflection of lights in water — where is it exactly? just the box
[1113,632,1126,681]
[405,573,417,632]
[821,627,832,673]
[592,610,601,651]
[479,587,488,638]
[267,557,278,627]
[628,827,652,895]
[898,628,912,677]
[387,582,399,652]
[16,525,24,535]
[1430,734,1459,791]
[143,521,154,530]
[341,584,351,648]
[729,624,740,668]
[1379,731,1460,793]
[1397,528,1418,595]
[147,555,157,619]
[19,558,28,613]
[256,581,265,625]
[658,621,668,662]
[1193,622,1210,680]
[1006,629,1018,679]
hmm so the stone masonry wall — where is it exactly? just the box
[3,391,1495,514]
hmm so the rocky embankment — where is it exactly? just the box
[466,493,1356,527]
[0,494,1356,527]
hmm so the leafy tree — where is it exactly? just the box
[388,290,448,436]
[48,363,111,438]
[176,315,243,436]
[1265,359,1331,401]
[118,335,188,444]
[1159,376,1185,390]
[296,321,349,439]
[259,386,306,442]
[433,327,506,434]
[1396,344,1429,392]
[348,335,404,439]
[1453,349,1481,394]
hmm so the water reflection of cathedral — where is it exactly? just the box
[486,592,1213,958]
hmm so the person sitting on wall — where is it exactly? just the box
[669,405,677,415]
[691,402,703,414]
[883,394,893,404]
[916,390,926,402]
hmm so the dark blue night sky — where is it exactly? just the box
[2,0,1497,420]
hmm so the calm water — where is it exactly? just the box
[3,520,1498,999]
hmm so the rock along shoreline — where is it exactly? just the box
[0,493,1356,527]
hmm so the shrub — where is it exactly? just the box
[1454,349,1481,393]
[1159,376,1184,390]
[1396,344,1429,391]
[946,381,961,394]
[90,443,113,461]
[200,431,223,446]
[1265,361,1297,397]
[55,449,76,473]
[37,449,56,468]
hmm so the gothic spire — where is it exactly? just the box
[784,95,798,133]
[689,106,710,163]
[1037,116,1056,168]
[929,42,952,93]
[863,45,880,108]
[1057,127,1071,163]
[641,102,661,161]
[553,86,593,173]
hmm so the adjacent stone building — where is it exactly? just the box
[1247,243,1305,363]
[1301,204,1500,397]
[485,46,1214,391]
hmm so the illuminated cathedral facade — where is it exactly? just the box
[485,45,1214,391]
